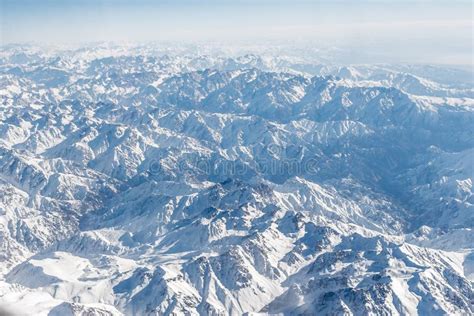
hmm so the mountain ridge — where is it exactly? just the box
[0,45,473,315]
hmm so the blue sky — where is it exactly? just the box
[1,0,472,65]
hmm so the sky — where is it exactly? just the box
[1,0,473,65]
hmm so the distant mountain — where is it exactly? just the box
[0,44,473,315]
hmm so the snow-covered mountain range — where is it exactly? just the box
[0,44,473,315]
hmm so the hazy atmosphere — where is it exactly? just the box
[1,0,473,65]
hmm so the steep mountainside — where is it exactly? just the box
[0,45,473,315]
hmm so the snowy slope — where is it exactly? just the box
[0,44,473,315]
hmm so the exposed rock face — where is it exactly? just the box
[0,45,473,315]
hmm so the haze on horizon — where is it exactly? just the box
[1,0,473,65]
